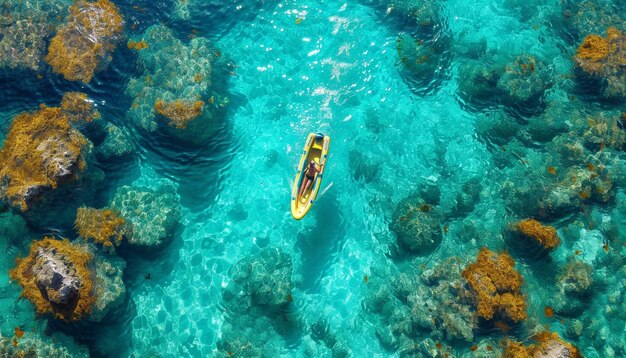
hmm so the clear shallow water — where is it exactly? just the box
[1,0,625,357]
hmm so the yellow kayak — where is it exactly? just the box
[291,132,330,220]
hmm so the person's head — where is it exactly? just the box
[310,160,316,166]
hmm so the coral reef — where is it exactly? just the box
[363,257,476,355]
[376,0,441,30]
[217,248,297,357]
[559,0,625,43]
[9,236,125,323]
[574,27,626,99]
[451,177,482,217]
[0,104,92,211]
[60,92,102,126]
[307,319,352,357]
[154,99,205,129]
[75,207,130,250]
[95,123,135,160]
[0,0,69,70]
[125,24,229,144]
[457,54,553,115]
[91,252,126,322]
[396,31,451,95]
[390,192,443,255]
[575,110,626,152]
[0,18,49,70]
[9,237,95,321]
[46,0,124,83]
[504,331,581,358]
[223,248,293,310]
[0,331,89,357]
[510,218,561,250]
[551,258,593,316]
[110,182,181,248]
[462,248,526,323]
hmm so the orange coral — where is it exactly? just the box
[462,248,527,322]
[575,27,626,75]
[60,92,101,124]
[0,105,89,211]
[9,237,95,321]
[45,0,124,83]
[512,219,561,249]
[14,326,24,338]
[154,99,205,129]
[75,207,128,248]
[127,40,148,50]
[503,331,581,358]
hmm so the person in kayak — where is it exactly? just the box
[299,160,321,198]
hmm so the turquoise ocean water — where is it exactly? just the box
[0,0,625,356]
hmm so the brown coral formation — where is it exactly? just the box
[45,0,124,83]
[575,27,624,74]
[512,219,561,249]
[574,27,626,97]
[462,248,527,323]
[9,237,95,321]
[127,40,149,50]
[0,105,90,211]
[75,207,129,248]
[154,99,205,129]
[503,331,581,358]
[60,92,101,125]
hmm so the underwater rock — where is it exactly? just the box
[223,247,293,310]
[574,110,626,152]
[503,331,581,358]
[309,319,352,358]
[451,177,482,217]
[364,258,476,353]
[91,252,126,322]
[396,31,450,95]
[497,55,553,113]
[349,149,381,183]
[0,0,69,71]
[75,207,131,251]
[46,0,124,83]
[498,147,612,220]
[574,27,626,99]
[9,237,95,321]
[462,248,527,323]
[560,0,625,43]
[110,182,181,248]
[0,104,94,212]
[217,315,282,357]
[125,24,229,144]
[217,248,297,357]
[60,92,107,139]
[525,102,571,143]
[413,258,476,342]
[457,61,503,109]
[508,218,561,251]
[552,258,593,317]
[417,179,441,206]
[377,0,442,30]
[9,237,125,323]
[474,110,521,147]
[95,123,135,160]
[0,330,89,357]
[390,193,443,255]
[0,18,49,71]
[457,54,553,115]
